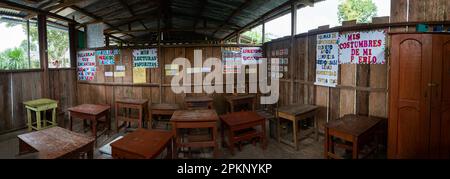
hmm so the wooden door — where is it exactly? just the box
[430,35,450,159]
[389,34,433,159]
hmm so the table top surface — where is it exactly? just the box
[220,111,264,126]
[151,103,181,110]
[184,96,213,102]
[277,104,319,116]
[68,104,110,115]
[116,98,148,105]
[326,115,386,137]
[225,94,256,101]
[17,127,94,159]
[110,129,173,158]
[171,109,218,122]
[23,98,57,107]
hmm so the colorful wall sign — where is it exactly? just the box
[133,48,158,68]
[241,47,263,65]
[222,48,242,74]
[96,49,119,65]
[338,30,386,64]
[77,50,96,81]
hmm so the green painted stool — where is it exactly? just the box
[23,98,58,131]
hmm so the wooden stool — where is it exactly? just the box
[277,104,319,150]
[220,111,266,155]
[23,98,58,131]
[115,99,148,132]
[225,94,256,113]
[184,96,213,110]
[150,103,180,129]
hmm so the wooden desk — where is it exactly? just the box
[324,115,386,159]
[150,103,181,129]
[23,98,58,131]
[277,104,319,150]
[220,111,266,155]
[115,99,148,132]
[111,129,173,159]
[170,109,219,158]
[17,127,95,159]
[225,94,256,113]
[68,104,111,143]
[184,96,213,110]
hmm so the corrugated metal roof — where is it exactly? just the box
[2,0,323,43]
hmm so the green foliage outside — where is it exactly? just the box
[0,20,70,70]
[338,0,378,23]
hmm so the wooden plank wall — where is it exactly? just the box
[2,0,450,135]
[0,69,76,134]
[76,46,239,121]
[264,0,450,132]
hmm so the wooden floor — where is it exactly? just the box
[0,116,330,159]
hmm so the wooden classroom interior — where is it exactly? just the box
[0,0,449,159]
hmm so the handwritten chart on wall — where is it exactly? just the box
[133,48,158,68]
[315,32,339,87]
[96,49,119,65]
[77,50,96,81]
[222,47,241,74]
[338,30,386,64]
[241,47,263,65]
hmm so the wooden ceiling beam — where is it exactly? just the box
[0,0,77,24]
[193,0,207,28]
[43,0,87,11]
[107,27,237,34]
[222,0,319,41]
[117,0,148,30]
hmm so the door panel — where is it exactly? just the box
[389,34,432,159]
[431,36,450,158]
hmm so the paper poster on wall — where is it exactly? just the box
[77,50,96,81]
[116,65,125,71]
[114,72,125,77]
[165,64,179,76]
[105,72,113,77]
[241,47,263,65]
[222,48,242,74]
[315,32,339,87]
[187,67,202,74]
[86,23,104,48]
[338,30,386,64]
[133,48,158,68]
[133,68,146,83]
[96,49,119,65]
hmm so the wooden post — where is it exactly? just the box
[105,35,110,47]
[38,14,50,98]
[289,2,297,104]
[262,20,265,44]
[158,4,162,104]
[69,23,77,68]
[237,32,241,44]
[27,20,31,68]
